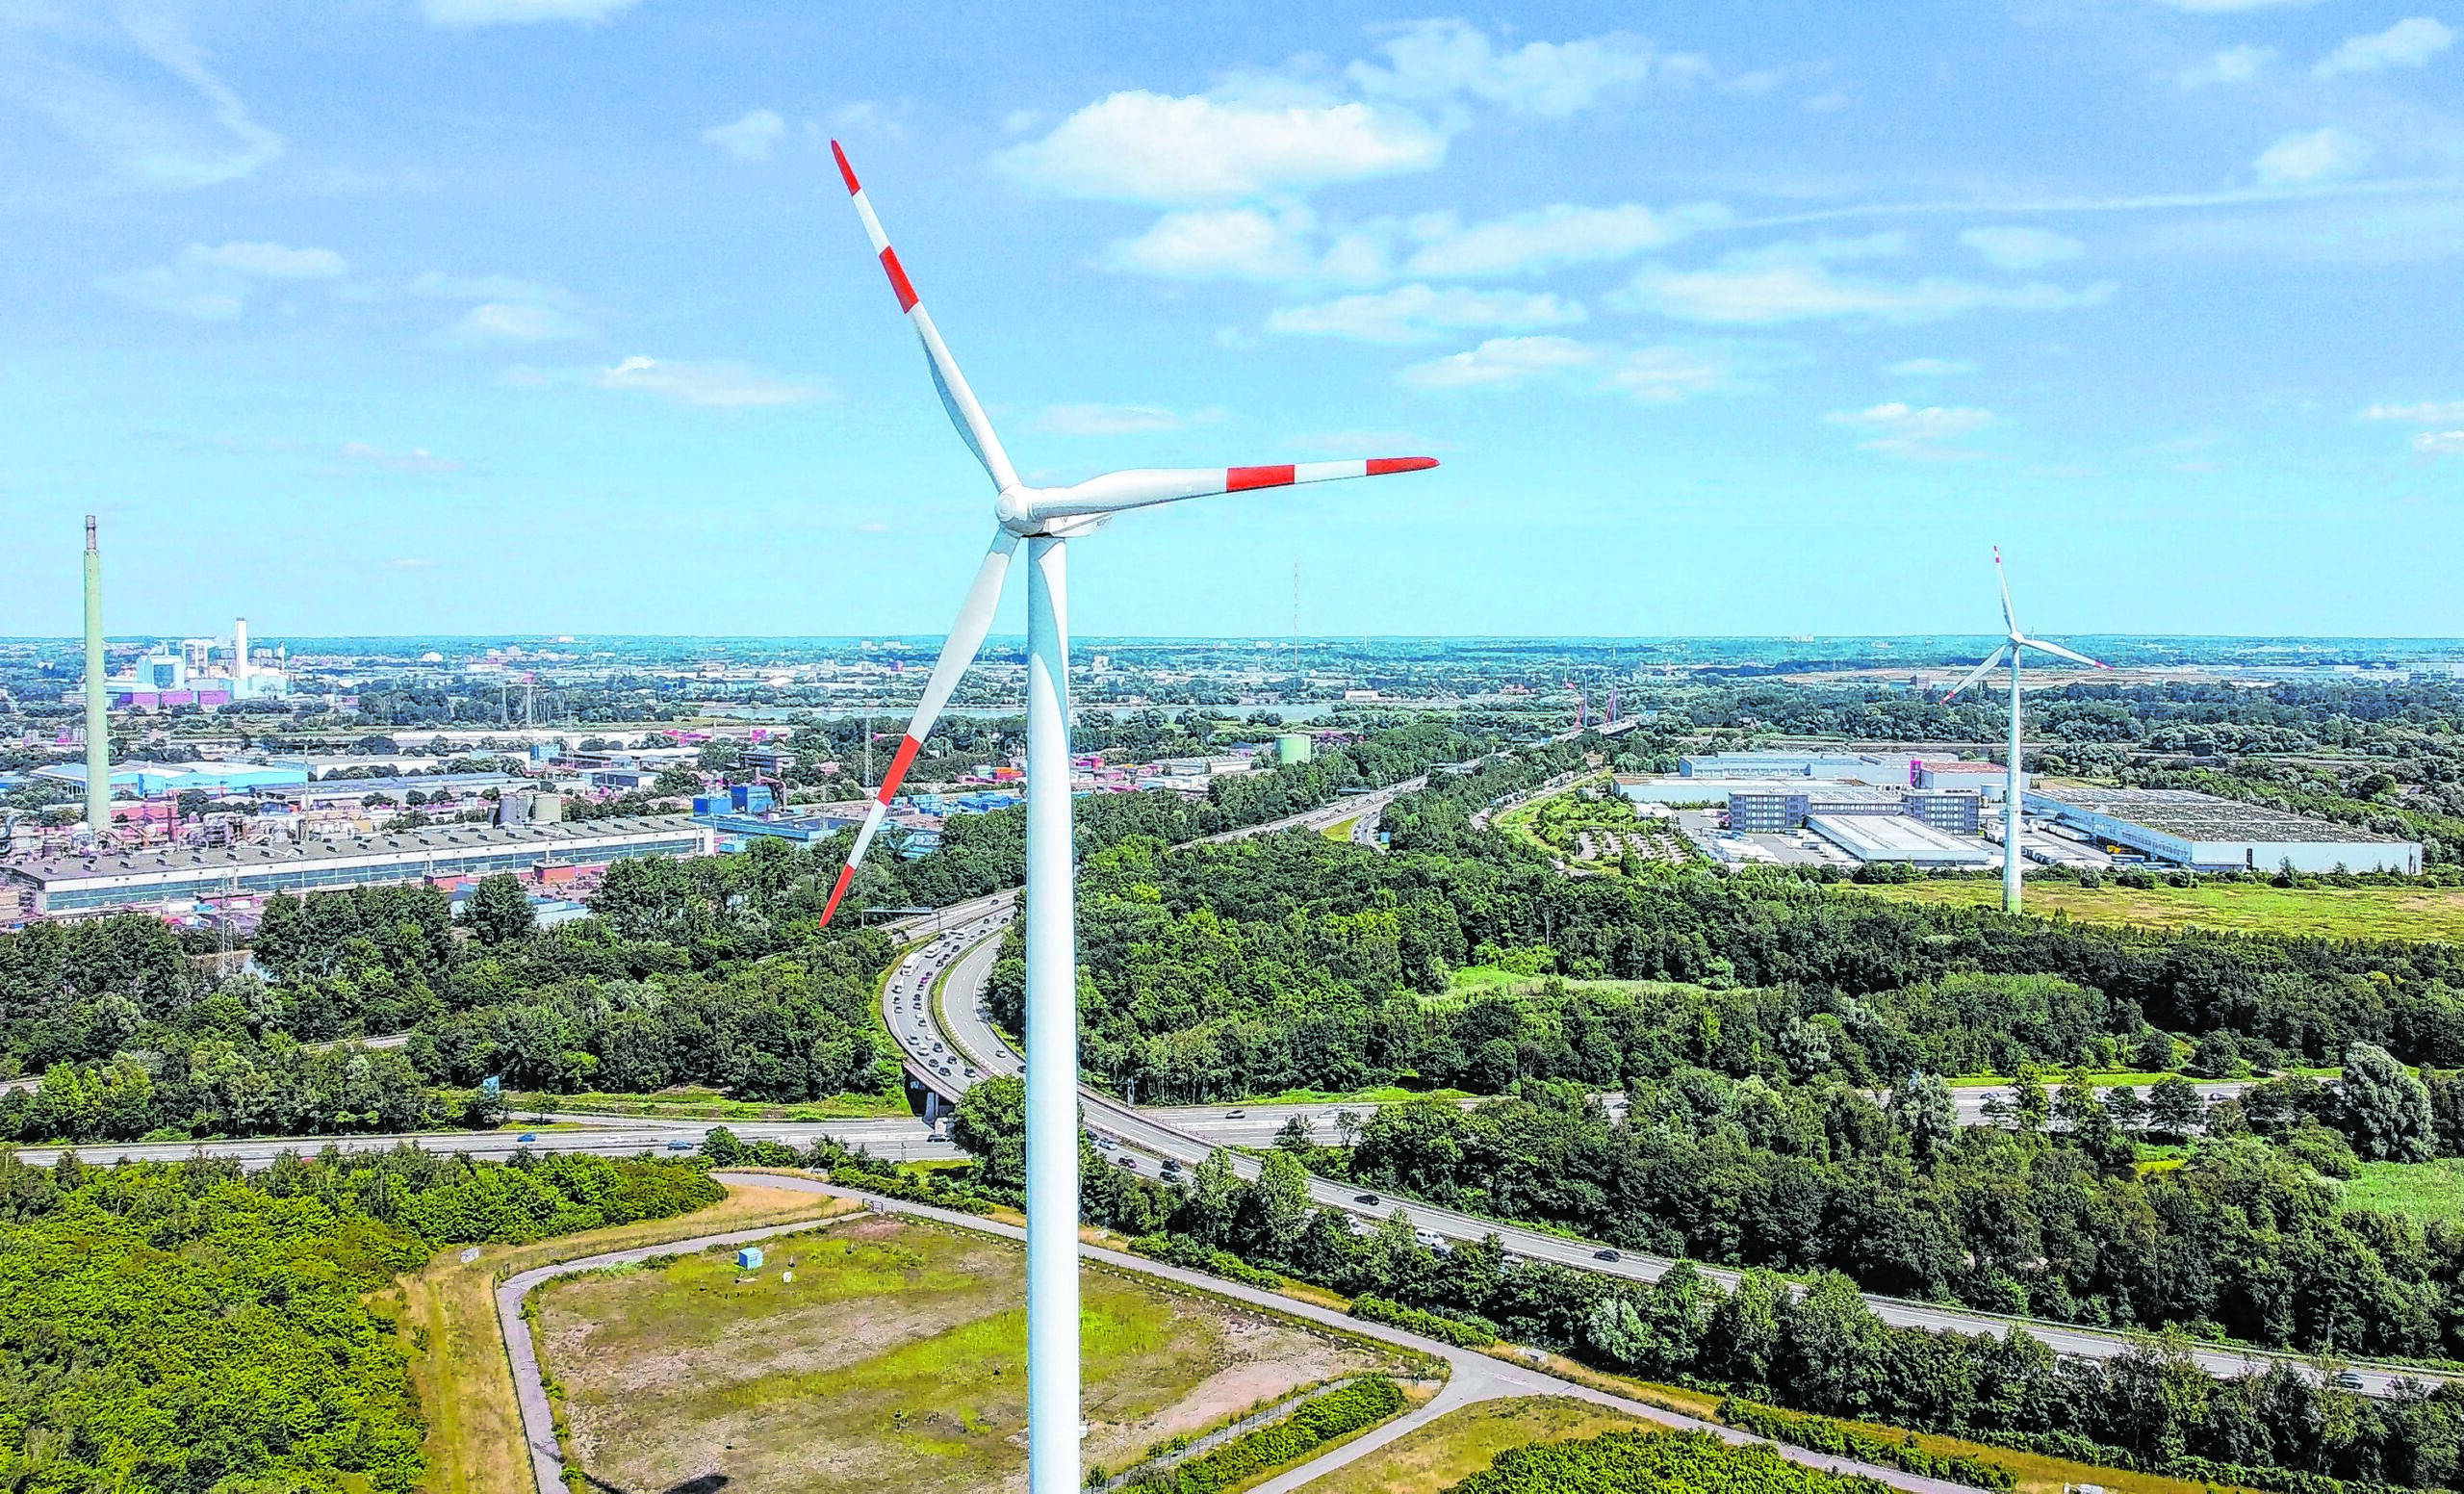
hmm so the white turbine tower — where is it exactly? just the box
[816,142,1437,1494]
[1939,548,2110,914]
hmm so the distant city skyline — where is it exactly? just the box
[2,2,2458,638]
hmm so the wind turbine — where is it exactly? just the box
[1938,548,2110,914]
[816,142,1437,1494]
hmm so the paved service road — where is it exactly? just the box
[915,924,2433,1398]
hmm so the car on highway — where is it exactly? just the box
[963,1066,978,1078]
[666,1139,695,1151]
[1354,1193,1380,1205]
[1095,1136,1116,1149]
[1224,1109,1245,1119]
[1160,1159,1181,1176]
[2335,1371,2367,1390]
[518,1131,538,1142]
[1115,1156,1137,1170]
[1594,1249,1622,1262]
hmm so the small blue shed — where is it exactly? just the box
[736,1246,764,1270]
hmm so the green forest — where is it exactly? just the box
[0,1147,719,1493]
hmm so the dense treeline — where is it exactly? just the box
[947,1086,2464,1494]
[1342,1073,2464,1356]
[1446,1430,1890,1494]
[0,1146,721,1494]
[1024,828,2464,1107]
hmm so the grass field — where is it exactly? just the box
[1323,814,1362,841]
[1445,966,1717,1003]
[2344,1158,2464,1223]
[377,1180,857,1494]
[1302,1397,1663,1494]
[1848,879,2464,941]
[534,1214,1417,1494]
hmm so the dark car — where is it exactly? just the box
[1115,1155,1137,1170]
[1354,1193,1381,1206]
[1594,1249,1622,1262]
[2335,1371,2367,1390]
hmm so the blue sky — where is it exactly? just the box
[1,0,2459,642]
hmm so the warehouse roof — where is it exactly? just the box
[0,815,702,887]
[1807,813,1992,861]
[2030,787,2408,844]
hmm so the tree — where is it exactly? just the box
[463,874,535,946]
[2010,1066,2051,1134]
[2103,1083,2148,1134]
[950,1075,1026,1190]
[2134,1026,2177,1071]
[2146,1074,2204,1138]
[2190,1028,2243,1079]
[2341,1041,2433,1162]
[1273,1114,1316,1154]
[1895,1073,1956,1165]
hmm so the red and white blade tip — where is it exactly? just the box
[831,139,860,195]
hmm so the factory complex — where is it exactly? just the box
[2024,786,2422,875]
[1,817,711,920]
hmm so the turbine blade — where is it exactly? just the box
[1032,456,1438,523]
[1938,645,2010,703]
[1993,546,2020,639]
[831,141,1020,492]
[820,530,1020,927]
[2019,636,2110,670]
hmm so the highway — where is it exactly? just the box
[911,921,2429,1396]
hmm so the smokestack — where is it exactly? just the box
[233,616,249,683]
[83,516,109,836]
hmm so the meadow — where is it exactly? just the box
[532,1213,1413,1493]
[1848,878,2464,941]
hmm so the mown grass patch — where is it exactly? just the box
[1846,879,2464,941]
[2344,1158,2464,1224]
[1301,1397,1664,1494]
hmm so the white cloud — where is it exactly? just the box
[1267,284,1585,344]
[8,9,285,189]
[429,302,595,346]
[1033,403,1224,436]
[410,270,575,305]
[2178,44,2274,86]
[97,240,346,320]
[1346,19,1690,117]
[995,90,1445,205]
[1103,207,1322,280]
[2417,430,2464,454]
[703,109,786,161]
[1621,245,2113,325]
[1600,347,1732,403]
[1400,335,1603,390]
[1398,336,1727,401]
[1824,401,1996,460]
[422,0,642,25]
[1400,201,1730,278]
[1886,357,1979,376]
[337,443,460,476]
[2255,127,2371,184]
[1959,226,2084,270]
[2365,399,2464,423]
[593,355,821,408]
[2317,17,2454,75]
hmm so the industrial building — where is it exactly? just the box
[0,816,711,919]
[1616,775,1884,808]
[1808,814,1996,867]
[36,760,310,798]
[1727,786,1905,832]
[1678,752,1913,783]
[2023,787,2422,874]
[1904,789,1986,834]
[1914,760,2008,799]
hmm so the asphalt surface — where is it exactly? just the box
[914,923,2429,1397]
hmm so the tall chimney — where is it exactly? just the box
[83,516,109,836]
[233,616,249,683]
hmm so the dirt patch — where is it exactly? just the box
[1082,1304,1387,1470]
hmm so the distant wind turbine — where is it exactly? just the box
[1938,549,2110,914]
[816,141,1437,1494]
